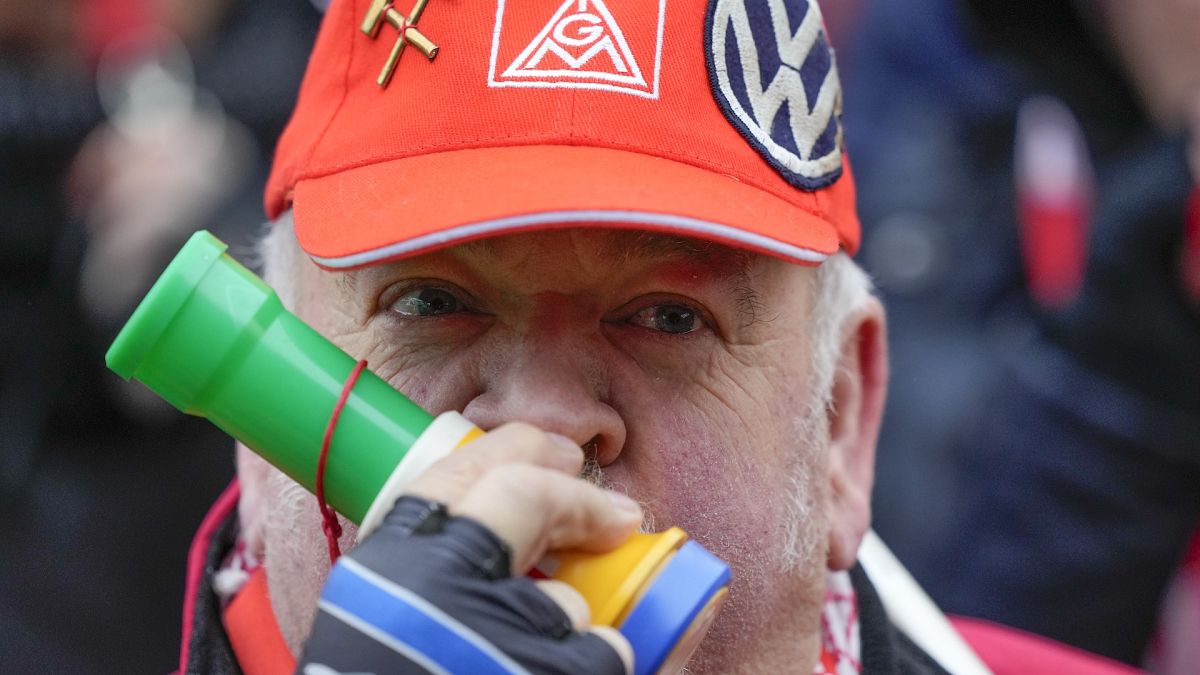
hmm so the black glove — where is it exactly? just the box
[295,496,628,675]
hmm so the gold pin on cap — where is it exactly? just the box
[360,0,439,87]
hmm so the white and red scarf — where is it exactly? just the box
[814,571,862,675]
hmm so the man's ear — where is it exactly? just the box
[825,297,888,571]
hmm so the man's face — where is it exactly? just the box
[257,228,834,672]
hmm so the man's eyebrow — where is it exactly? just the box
[335,271,358,297]
[459,238,498,256]
[610,232,766,327]
[731,262,767,327]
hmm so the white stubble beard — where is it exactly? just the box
[261,468,359,655]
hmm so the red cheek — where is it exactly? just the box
[622,411,792,543]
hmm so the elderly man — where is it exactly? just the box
[172,0,1102,673]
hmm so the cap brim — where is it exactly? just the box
[291,145,839,270]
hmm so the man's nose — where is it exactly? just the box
[461,342,626,467]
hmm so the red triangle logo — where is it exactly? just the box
[488,0,664,98]
[504,0,644,85]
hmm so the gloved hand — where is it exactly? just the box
[296,423,640,675]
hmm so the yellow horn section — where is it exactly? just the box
[552,527,688,627]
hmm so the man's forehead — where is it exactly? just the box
[610,231,753,268]
[338,229,757,283]
[454,230,753,272]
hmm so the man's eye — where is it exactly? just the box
[629,304,700,334]
[390,287,463,316]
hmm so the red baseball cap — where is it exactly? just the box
[266,0,860,269]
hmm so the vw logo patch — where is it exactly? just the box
[707,0,844,190]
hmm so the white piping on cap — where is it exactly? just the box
[308,209,830,269]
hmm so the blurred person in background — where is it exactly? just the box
[0,0,319,671]
[1,0,102,500]
[841,0,1200,669]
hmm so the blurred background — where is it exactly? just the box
[0,0,1196,672]
[0,0,320,670]
[837,0,1200,672]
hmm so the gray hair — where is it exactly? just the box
[809,249,874,411]
[258,210,302,310]
[779,250,873,572]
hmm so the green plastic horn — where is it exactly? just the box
[105,230,442,525]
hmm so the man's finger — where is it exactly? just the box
[529,580,634,674]
[589,626,635,675]
[534,579,591,632]
[455,465,642,573]
[405,422,584,506]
